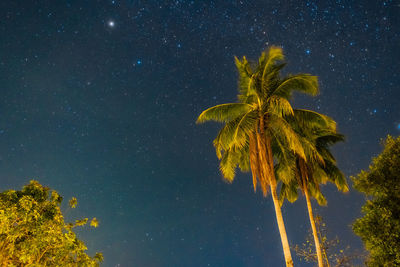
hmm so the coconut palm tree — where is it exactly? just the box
[277,110,349,267]
[197,46,320,267]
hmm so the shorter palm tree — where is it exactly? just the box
[277,110,348,267]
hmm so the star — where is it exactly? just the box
[132,60,142,67]
[108,20,115,27]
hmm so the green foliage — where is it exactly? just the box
[0,180,103,266]
[196,103,252,123]
[277,109,348,206]
[197,46,321,195]
[90,218,99,228]
[352,135,400,266]
[69,197,78,208]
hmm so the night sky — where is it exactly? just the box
[1,0,399,266]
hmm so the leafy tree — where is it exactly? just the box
[197,46,320,266]
[0,180,103,266]
[352,135,400,266]
[278,111,348,267]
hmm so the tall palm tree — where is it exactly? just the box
[277,110,349,267]
[197,47,320,267]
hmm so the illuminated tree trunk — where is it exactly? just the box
[270,176,294,267]
[304,188,324,267]
[258,118,293,267]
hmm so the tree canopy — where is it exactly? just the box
[197,46,319,196]
[278,110,348,206]
[352,135,400,266]
[0,180,103,266]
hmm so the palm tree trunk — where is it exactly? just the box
[304,189,324,267]
[270,179,294,267]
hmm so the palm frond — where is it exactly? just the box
[323,161,349,192]
[213,109,258,156]
[213,117,243,158]
[266,96,294,118]
[238,144,250,172]
[263,63,286,96]
[271,133,291,165]
[219,148,240,182]
[235,56,253,96]
[307,182,327,206]
[197,103,251,123]
[274,74,319,99]
[234,57,260,104]
[316,133,345,147]
[279,181,299,206]
[267,115,306,160]
[238,92,258,104]
[314,133,345,163]
[262,47,285,83]
[293,109,336,132]
[258,51,267,70]
[260,47,285,97]
[299,135,325,165]
[275,160,296,185]
[315,146,336,163]
[230,110,258,149]
[311,165,328,185]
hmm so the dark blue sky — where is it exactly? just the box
[1,0,399,266]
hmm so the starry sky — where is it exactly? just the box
[1,0,399,266]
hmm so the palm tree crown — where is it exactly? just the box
[197,46,318,195]
[278,110,349,205]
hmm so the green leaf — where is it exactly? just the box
[69,197,78,208]
[268,114,305,160]
[230,110,258,149]
[266,96,294,117]
[75,218,88,227]
[274,74,319,99]
[197,103,252,123]
[235,56,253,97]
[262,46,285,84]
[90,218,99,228]
[293,109,336,132]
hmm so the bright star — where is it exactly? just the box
[133,60,142,67]
[305,49,311,55]
[108,20,115,27]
